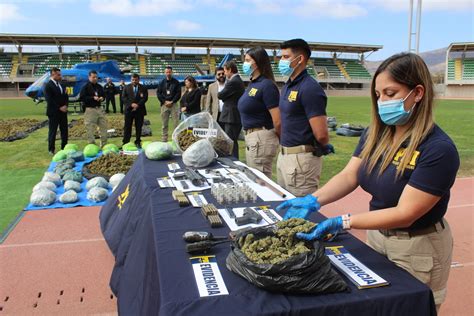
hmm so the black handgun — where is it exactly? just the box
[235,207,263,226]
[173,168,207,187]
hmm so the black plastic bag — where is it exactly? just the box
[226,225,349,294]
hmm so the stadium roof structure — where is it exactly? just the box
[447,42,474,52]
[0,33,382,54]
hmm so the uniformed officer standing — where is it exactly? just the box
[122,73,148,148]
[157,66,181,142]
[104,77,116,113]
[237,46,280,178]
[79,70,108,147]
[277,39,333,196]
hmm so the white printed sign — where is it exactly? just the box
[192,128,218,138]
[325,246,389,289]
[190,255,229,297]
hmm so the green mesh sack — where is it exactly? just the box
[102,144,119,153]
[64,144,79,151]
[145,142,172,160]
[52,150,68,162]
[63,148,77,155]
[84,144,100,157]
[102,149,116,155]
[122,142,138,152]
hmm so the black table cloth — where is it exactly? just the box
[100,153,436,316]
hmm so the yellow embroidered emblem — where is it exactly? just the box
[117,184,130,210]
[288,90,298,102]
[248,88,258,97]
[392,148,420,170]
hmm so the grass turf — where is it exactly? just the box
[0,96,472,234]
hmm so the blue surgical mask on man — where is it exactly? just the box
[242,61,254,76]
[377,89,416,125]
[278,55,301,77]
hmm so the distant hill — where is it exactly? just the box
[365,47,448,75]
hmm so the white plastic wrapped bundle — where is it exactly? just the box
[59,190,79,204]
[109,173,126,188]
[42,172,61,186]
[87,187,109,202]
[64,180,82,192]
[33,181,56,192]
[86,177,109,191]
[30,188,56,206]
[182,139,217,168]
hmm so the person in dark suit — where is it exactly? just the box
[180,76,202,120]
[156,66,181,142]
[122,73,148,148]
[218,61,245,158]
[118,79,126,114]
[43,67,69,154]
[104,77,116,113]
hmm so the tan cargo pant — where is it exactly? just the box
[245,129,279,178]
[161,103,179,142]
[84,107,108,146]
[276,151,322,197]
[367,219,453,307]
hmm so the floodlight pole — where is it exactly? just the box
[408,0,422,54]
[416,0,422,54]
[408,0,413,51]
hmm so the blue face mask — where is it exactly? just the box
[242,61,254,76]
[278,56,301,76]
[377,89,416,125]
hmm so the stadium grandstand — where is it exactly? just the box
[444,42,474,98]
[0,34,381,96]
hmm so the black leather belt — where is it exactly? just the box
[379,219,445,238]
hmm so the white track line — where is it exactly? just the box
[449,204,474,209]
[0,238,105,248]
[452,262,474,268]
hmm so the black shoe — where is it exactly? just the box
[136,143,142,149]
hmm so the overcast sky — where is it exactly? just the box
[0,0,472,60]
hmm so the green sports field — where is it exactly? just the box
[0,96,472,234]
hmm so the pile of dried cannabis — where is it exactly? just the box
[238,218,316,264]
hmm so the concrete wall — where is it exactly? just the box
[0,89,24,98]
[325,89,371,97]
[444,85,474,99]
